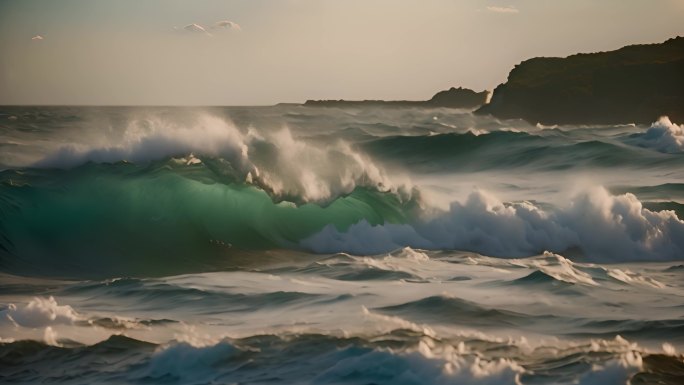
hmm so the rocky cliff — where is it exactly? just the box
[476,37,684,124]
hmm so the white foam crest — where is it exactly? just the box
[588,335,640,353]
[536,122,559,130]
[662,342,677,355]
[606,268,665,288]
[302,187,684,262]
[43,326,60,346]
[634,116,684,153]
[252,128,403,202]
[36,112,409,203]
[1,296,81,328]
[172,323,219,348]
[467,127,489,136]
[529,252,598,286]
[145,329,523,385]
[361,306,437,337]
[392,247,431,262]
[340,248,431,276]
[38,114,250,169]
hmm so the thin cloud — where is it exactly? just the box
[486,6,519,14]
[174,21,240,37]
[31,35,44,40]
[214,20,241,31]
[181,23,212,36]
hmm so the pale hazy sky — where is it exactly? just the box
[1,0,683,105]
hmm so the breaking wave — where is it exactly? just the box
[2,166,683,277]
[34,113,409,203]
[302,187,684,262]
[1,111,684,278]
[629,116,684,153]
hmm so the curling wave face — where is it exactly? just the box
[33,113,407,203]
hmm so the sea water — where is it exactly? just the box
[1,105,683,384]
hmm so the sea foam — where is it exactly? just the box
[36,113,408,203]
[0,296,81,328]
[633,116,684,153]
[302,187,684,262]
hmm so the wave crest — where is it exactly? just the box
[35,112,409,203]
[632,116,684,153]
[0,296,80,328]
[302,187,684,262]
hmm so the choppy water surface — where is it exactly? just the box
[1,106,684,384]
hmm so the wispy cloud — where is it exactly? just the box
[182,23,212,36]
[486,6,519,14]
[174,20,241,37]
[31,35,44,40]
[214,20,241,31]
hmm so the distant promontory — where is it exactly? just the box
[476,36,684,125]
[304,87,489,109]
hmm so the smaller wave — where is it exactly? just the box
[362,130,547,170]
[664,264,684,272]
[286,248,431,282]
[87,333,157,351]
[292,258,421,282]
[511,270,572,286]
[61,279,323,313]
[523,252,598,286]
[506,254,666,290]
[376,295,536,328]
[313,344,523,385]
[362,129,660,171]
[605,268,665,289]
[629,116,684,153]
[576,319,684,341]
[147,340,247,382]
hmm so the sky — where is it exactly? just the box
[1,0,683,105]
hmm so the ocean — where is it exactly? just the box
[1,105,683,384]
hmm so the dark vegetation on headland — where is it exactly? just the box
[304,87,489,109]
[302,37,683,125]
[476,36,684,125]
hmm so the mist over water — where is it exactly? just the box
[1,105,684,384]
